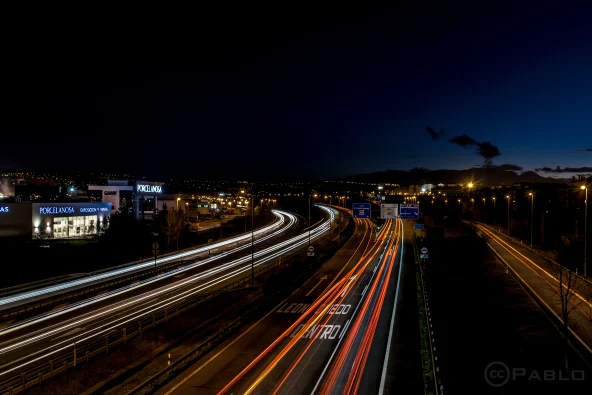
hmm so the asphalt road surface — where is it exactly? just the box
[473,222,592,357]
[158,217,406,395]
[0,208,339,392]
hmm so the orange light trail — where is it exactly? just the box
[269,221,399,395]
[319,219,401,394]
[216,217,382,395]
[241,220,394,395]
[476,223,592,313]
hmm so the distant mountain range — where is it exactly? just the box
[341,167,571,186]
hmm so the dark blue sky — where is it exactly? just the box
[2,2,591,179]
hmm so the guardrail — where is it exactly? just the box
[0,217,337,395]
[412,233,440,395]
[469,225,592,362]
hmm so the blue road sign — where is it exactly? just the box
[352,203,371,218]
[414,223,424,230]
[400,204,419,219]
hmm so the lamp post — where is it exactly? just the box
[506,195,510,235]
[308,193,312,246]
[582,185,588,277]
[176,197,180,211]
[482,198,486,223]
[492,197,496,225]
[251,193,254,287]
[529,192,534,247]
[244,200,247,232]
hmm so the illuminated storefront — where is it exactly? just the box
[32,202,112,239]
[0,202,112,239]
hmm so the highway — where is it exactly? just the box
[157,216,404,395]
[0,211,287,312]
[0,207,338,392]
[472,221,592,355]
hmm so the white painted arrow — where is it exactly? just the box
[306,275,328,296]
[339,274,357,298]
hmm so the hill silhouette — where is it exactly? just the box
[341,167,568,186]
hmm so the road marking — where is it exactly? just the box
[290,324,341,340]
[339,275,357,298]
[162,297,290,395]
[339,319,350,339]
[306,275,328,296]
[276,303,310,314]
[361,284,369,296]
[311,234,391,395]
[379,221,404,394]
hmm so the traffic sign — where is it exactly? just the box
[307,251,315,256]
[400,204,419,219]
[414,223,424,230]
[352,203,371,218]
[380,203,398,219]
[420,254,428,259]
[308,246,314,252]
[421,247,428,254]
[152,242,159,251]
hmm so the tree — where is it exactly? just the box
[552,234,584,372]
[33,228,53,246]
[160,209,185,252]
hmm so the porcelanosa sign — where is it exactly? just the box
[39,206,75,215]
[137,184,162,193]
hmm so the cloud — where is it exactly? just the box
[476,142,501,166]
[578,148,592,152]
[426,126,445,140]
[535,166,592,173]
[449,134,477,147]
[498,164,523,171]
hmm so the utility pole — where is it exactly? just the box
[506,195,510,235]
[493,197,496,225]
[308,193,311,246]
[582,185,588,277]
[251,193,254,287]
[529,193,534,247]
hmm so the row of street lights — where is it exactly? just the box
[462,187,588,276]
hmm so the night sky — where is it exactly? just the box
[3,2,591,180]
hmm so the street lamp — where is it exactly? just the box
[176,197,180,211]
[505,195,510,235]
[582,185,588,277]
[529,192,534,247]
[308,193,312,245]
[482,198,486,223]
[492,197,496,225]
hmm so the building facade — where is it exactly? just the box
[0,202,112,239]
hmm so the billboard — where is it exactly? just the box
[380,203,398,219]
[352,203,371,218]
[400,204,419,219]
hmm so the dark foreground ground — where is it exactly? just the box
[422,224,591,394]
